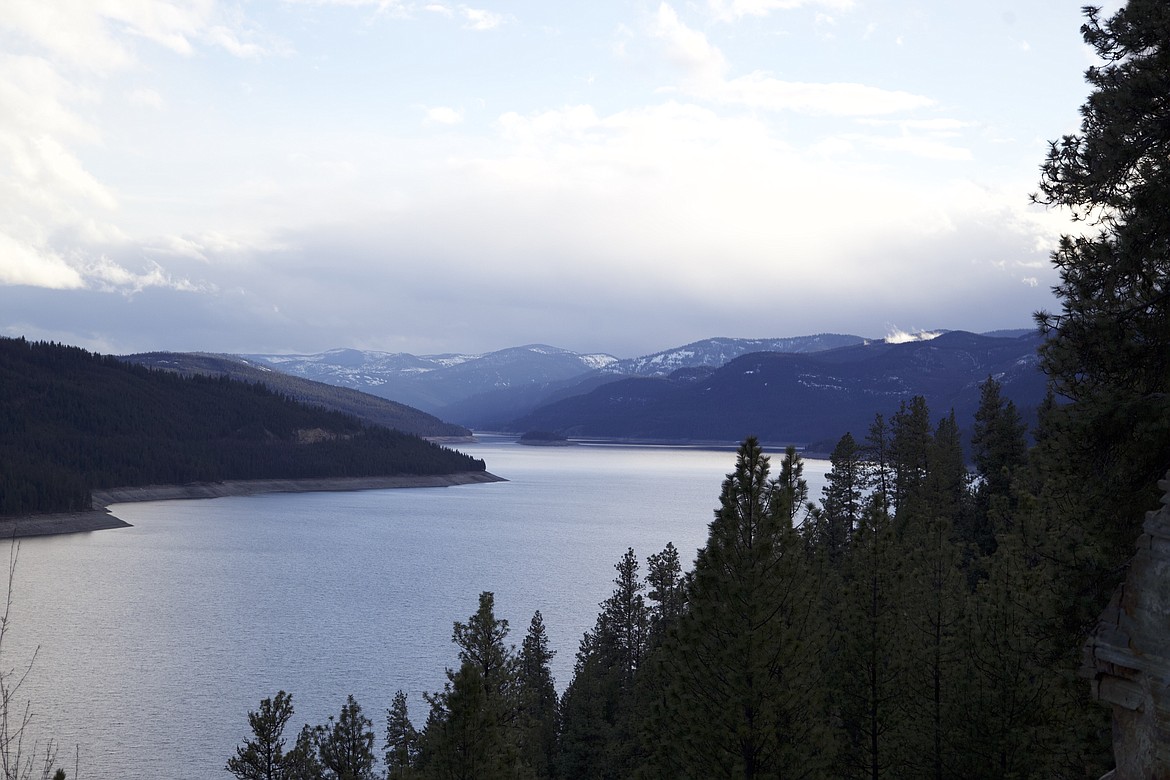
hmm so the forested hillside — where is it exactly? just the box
[121,351,472,439]
[0,337,484,516]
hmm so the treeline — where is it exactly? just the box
[0,337,485,516]
[229,380,1118,779]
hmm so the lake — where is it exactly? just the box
[4,438,827,778]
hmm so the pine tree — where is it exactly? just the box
[862,414,893,515]
[776,444,812,529]
[818,432,865,564]
[889,397,932,528]
[1031,0,1170,561]
[418,592,522,780]
[316,695,377,780]
[832,496,907,780]
[556,549,650,778]
[516,612,558,779]
[652,438,828,778]
[645,542,685,641]
[226,691,300,780]
[967,377,1028,555]
[385,690,418,780]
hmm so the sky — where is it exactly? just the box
[0,1,1121,359]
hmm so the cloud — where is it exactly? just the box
[717,73,933,115]
[0,1,280,72]
[885,328,941,344]
[0,232,85,289]
[83,257,206,295]
[424,106,465,125]
[461,6,504,31]
[652,4,932,116]
[708,0,854,22]
[651,4,727,82]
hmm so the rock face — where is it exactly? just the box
[1083,473,1170,780]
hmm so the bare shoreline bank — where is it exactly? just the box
[0,471,506,539]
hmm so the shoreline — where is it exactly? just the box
[1,471,506,539]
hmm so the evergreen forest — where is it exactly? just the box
[0,337,485,516]
[226,3,1170,776]
[226,385,1119,779]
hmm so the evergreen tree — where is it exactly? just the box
[1031,0,1170,562]
[645,542,685,641]
[818,432,865,564]
[889,397,932,528]
[286,725,323,780]
[556,549,650,778]
[832,497,906,780]
[417,592,522,780]
[862,414,893,515]
[968,377,1028,555]
[316,695,377,780]
[652,438,828,778]
[894,512,967,780]
[385,690,419,780]
[227,691,301,780]
[955,490,1109,778]
[775,444,812,529]
[516,612,558,779]
[556,631,612,780]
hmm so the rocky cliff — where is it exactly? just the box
[1084,473,1170,779]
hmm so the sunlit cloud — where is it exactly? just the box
[652,4,932,116]
[424,105,465,125]
[885,327,942,344]
[708,0,855,22]
[461,7,504,30]
[83,257,206,295]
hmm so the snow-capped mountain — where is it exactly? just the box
[611,334,866,376]
[241,344,618,416]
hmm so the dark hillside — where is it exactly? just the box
[0,337,484,516]
[121,352,471,438]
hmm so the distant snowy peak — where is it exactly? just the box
[613,334,867,376]
[579,353,619,370]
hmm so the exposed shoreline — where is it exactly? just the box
[0,471,506,539]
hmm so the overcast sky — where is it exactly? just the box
[0,1,1117,358]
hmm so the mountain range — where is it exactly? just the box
[512,330,1046,450]
[186,329,1048,449]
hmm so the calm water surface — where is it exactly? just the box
[6,439,826,778]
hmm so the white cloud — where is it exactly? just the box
[0,1,279,72]
[461,6,504,31]
[885,327,941,344]
[708,0,854,22]
[0,232,85,288]
[83,257,204,294]
[652,5,932,116]
[651,4,727,83]
[424,105,464,125]
[865,135,972,161]
[718,73,933,115]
